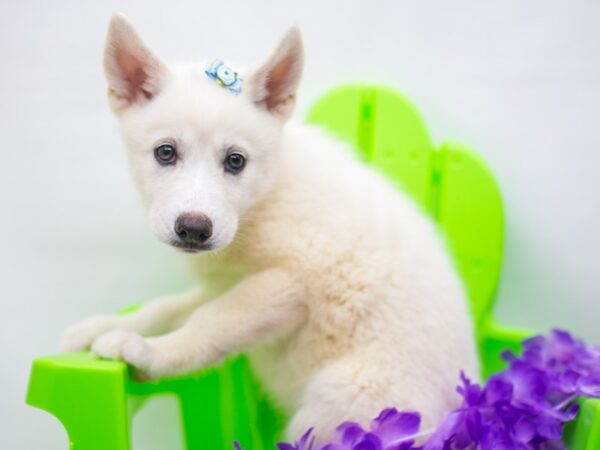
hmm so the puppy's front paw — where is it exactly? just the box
[92,330,155,380]
[91,330,140,360]
[121,335,157,380]
[60,315,116,352]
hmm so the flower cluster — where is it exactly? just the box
[271,330,600,450]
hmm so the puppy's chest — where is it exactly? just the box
[188,254,248,295]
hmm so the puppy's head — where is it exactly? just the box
[103,14,303,253]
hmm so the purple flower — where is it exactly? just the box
[370,409,421,450]
[271,329,600,450]
[317,409,421,450]
[277,428,316,450]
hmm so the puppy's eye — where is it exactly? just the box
[154,143,178,165]
[224,152,246,174]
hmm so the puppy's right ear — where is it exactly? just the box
[103,14,168,114]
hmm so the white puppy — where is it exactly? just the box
[61,14,479,444]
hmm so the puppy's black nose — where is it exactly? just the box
[175,213,213,244]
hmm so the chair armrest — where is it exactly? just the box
[478,319,533,378]
[26,352,285,450]
[564,398,600,450]
[26,353,131,450]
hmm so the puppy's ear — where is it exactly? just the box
[103,14,168,114]
[248,27,304,122]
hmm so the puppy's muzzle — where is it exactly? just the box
[175,213,213,246]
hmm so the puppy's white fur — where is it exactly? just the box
[62,14,479,444]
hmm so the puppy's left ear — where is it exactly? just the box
[247,27,304,122]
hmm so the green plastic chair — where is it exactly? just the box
[26,84,600,449]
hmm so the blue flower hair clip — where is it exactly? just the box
[204,59,243,95]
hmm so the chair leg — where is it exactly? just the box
[26,353,131,450]
[176,371,224,450]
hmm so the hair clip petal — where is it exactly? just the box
[205,59,243,95]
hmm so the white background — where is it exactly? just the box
[1,1,599,449]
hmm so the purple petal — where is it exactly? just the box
[464,408,481,441]
[321,444,349,450]
[479,422,514,450]
[501,349,518,364]
[277,444,297,450]
[392,412,421,436]
[371,410,420,446]
[578,374,600,397]
[335,422,365,447]
[504,361,548,405]
[551,329,575,347]
[299,428,315,450]
[438,409,465,439]
[456,372,483,407]
[353,433,382,450]
[566,402,580,419]
[484,377,513,405]
[512,417,535,443]
[557,370,579,393]
[278,428,315,450]
[422,409,464,450]
[536,415,564,440]
[372,408,398,428]
[386,442,416,450]
[538,440,567,450]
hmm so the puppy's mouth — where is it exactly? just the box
[169,240,213,253]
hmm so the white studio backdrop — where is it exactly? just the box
[1,1,599,449]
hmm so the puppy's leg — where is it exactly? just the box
[61,288,208,352]
[94,269,307,379]
[285,360,372,446]
[287,357,454,446]
[285,358,408,447]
